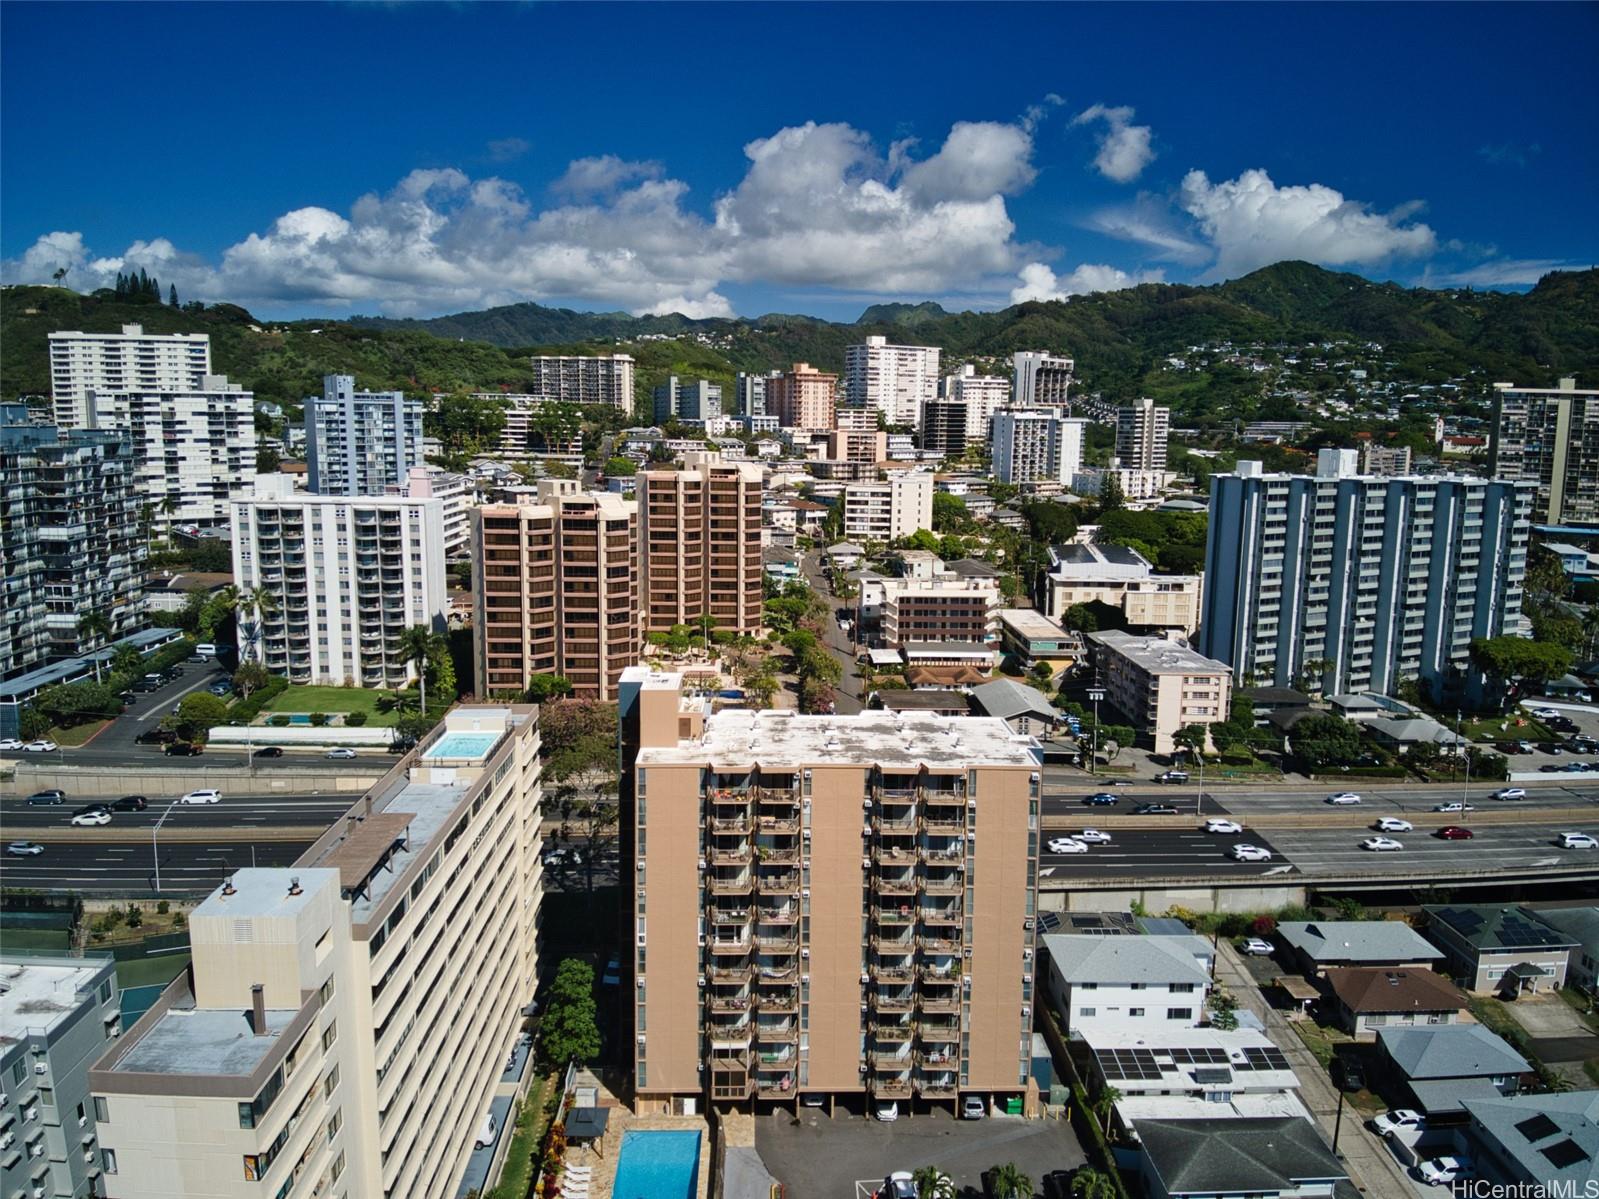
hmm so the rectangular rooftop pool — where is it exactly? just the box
[610,1130,700,1199]
[422,731,501,761]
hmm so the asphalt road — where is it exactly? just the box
[2,791,357,832]
[799,550,864,715]
[1041,780,1599,821]
[1,837,310,895]
[1040,827,1293,878]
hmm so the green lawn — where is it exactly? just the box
[260,685,403,728]
[1460,715,1554,743]
[50,719,112,747]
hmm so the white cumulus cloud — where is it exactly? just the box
[1179,168,1437,279]
[1072,104,1156,182]
[1010,260,1164,303]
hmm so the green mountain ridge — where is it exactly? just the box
[4,262,1597,420]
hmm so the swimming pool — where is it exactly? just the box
[609,1129,700,1199]
[422,730,501,761]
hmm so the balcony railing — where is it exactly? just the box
[872,846,917,865]
[754,1074,795,1098]
[709,788,753,805]
[870,963,914,982]
[706,962,753,983]
[755,963,798,983]
[872,1021,914,1043]
[921,906,963,925]
[756,844,800,867]
[922,789,966,806]
[758,988,799,1014]
[917,1075,957,1096]
[708,873,753,895]
[922,874,964,895]
[919,993,960,1014]
[756,871,799,893]
[873,906,915,926]
[919,963,960,982]
[710,845,753,866]
[756,1022,798,1043]
[754,932,799,951]
[757,905,797,925]
[877,784,919,799]
[707,991,751,1013]
[916,1048,957,1067]
[919,933,961,954]
[708,906,753,927]
[708,935,752,954]
[757,815,800,834]
[871,935,915,955]
[871,1076,913,1098]
[874,813,918,832]
[873,991,915,1012]
[876,873,918,896]
[709,815,750,834]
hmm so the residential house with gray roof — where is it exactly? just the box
[1136,1116,1346,1199]
[1276,920,1444,978]
[1375,1024,1531,1118]
[1041,933,1212,1038]
[1461,1092,1599,1190]
[1537,906,1599,992]
[968,678,1060,736]
[1422,905,1576,994]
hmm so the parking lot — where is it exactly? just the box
[754,1106,1084,1199]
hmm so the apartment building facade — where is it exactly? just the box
[990,410,1085,485]
[731,372,771,418]
[1087,631,1233,754]
[638,454,765,637]
[83,374,257,536]
[1011,351,1073,410]
[943,365,1010,437]
[1200,459,1535,703]
[653,377,724,424]
[842,472,934,543]
[619,669,1042,1115]
[396,466,473,560]
[0,406,147,677]
[919,399,971,457]
[1114,398,1170,470]
[0,956,121,1199]
[304,376,424,498]
[230,474,447,688]
[1043,543,1201,633]
[858,564,1002,648]
[844,337,941,427]
[48,324,211,428]
[765,364,836,431]
[527,354,636,410]
[1358,443,1413,477]
[1488,377,1599,524]
[88,706,545,1199]
[473,485,640,702]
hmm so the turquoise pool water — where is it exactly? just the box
[610,1130,700,1199]
[288,714,311,726]
[422,731,501,760]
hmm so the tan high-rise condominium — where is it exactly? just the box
[473,483,639,701]
[765,363,837,431]
[619,668,1042,1116]
[639,453,764,637]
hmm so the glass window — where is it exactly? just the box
[102,1149,118,1174]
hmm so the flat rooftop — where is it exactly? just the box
[999,608,1069,637]
[110,1004,299,1077]
[1089,631,1230,675]
[0,958,107,1044]
[636,709,1040,771]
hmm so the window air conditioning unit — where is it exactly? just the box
[637,1034,647,1045]
[862,798,872,809]
[1023,949,1033,961]
[802,828,811,839]
[696,976,705,987]
[862,858,871,870]
[697,859,706,871]
[801,949,809,959]
[801,889,810,898]
[860,973,870,985]
[697,936,707,948]
[1021,1006,1030,1017]
[637,859,646,871]
[963,947,973,958]
[966,832,976,842]
[1023,917,1034,930]
[966,799,976,810]
[84,1149,97,1164]
[801,974,810,984]
[636,977,646,989]
[31,1143,44,1157]
[32,1064,45,1075]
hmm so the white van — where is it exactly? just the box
[195,643,218,658]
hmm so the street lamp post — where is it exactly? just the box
[151,797,181,894]
[1087,688,1106,776]
[1196,745,1206,819]
[1458,709,1471,805]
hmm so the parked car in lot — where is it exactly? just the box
[111,795,148,811]
[1371,1109,1424,1137]
[1231,844,1273,862]
[1493,787,1526,801]
[878,1171,916,1198]
[874,1101,900,1122]
[6,841,45,856]
[1204,818,1243,834]
[1361,836,1404,851]
[473,1112,496,1150]
[962,1095,986,1119]
[1047,838,1089,854]
[1083,793,1119,806]
[253,746,284,759]
[70,810,112,827]
[1559,832,1598,849]
[180,789,222,804]
[1375,817,1413,832]
[26,790,66,806]
[1435,826,1475,840]
[1326,792,1362,805]
[1416,1155,1471,1186]
[1240,938,1275,955]
[326,748,357,759]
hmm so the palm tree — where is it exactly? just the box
[111,644,142,678]
[1091,1084,1122,1134]
[78,611,112,681]
[1071,1167,1119,1199]
[911,1167,955,1199]
[398,625,444,715]
[233,585,279,658]
[988,1162,1033,1199]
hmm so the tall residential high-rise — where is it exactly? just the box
[304,375,424,497]
[618,668,1041,1115]
[990,410,1085,485]
[842,472,935,542]
[652,376,724,423]
[0,405,146,676]
[0,955,121,1199]
[1201,458,1535,703]
[638,453,765,636]
[765,363,837,431]
[473,485,640,701]
[48,324,211,428]
[492,395,584,459]
[1011,351,1074,410]
[527,354,636,410]
[1489,377,1599,525]
[85,374,257,536]
[731,371,771,417]
[844,336,941,427]
[1359,443,1414,477]
[1114,397,1170,470]
[230,474,446,687]
[919,399,971,456]
[89,706,544,1199]
[942,365,1010,443]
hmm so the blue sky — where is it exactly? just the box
[3,2,1595,320]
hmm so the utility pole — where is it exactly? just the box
[1331,1084,1348,1159]
[1087,687,1105,776]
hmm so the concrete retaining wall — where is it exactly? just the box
[6,766,382,797]
[1042,883,1309,915]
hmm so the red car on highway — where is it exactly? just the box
[1435,826,1475,840]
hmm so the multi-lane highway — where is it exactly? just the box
[1,837,310,895]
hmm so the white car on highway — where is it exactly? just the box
[1204,818,1243,834]
[1326,792,1362,805]
[1230,844,1273,862]
[1371,1109,1425,1137]
[23,740,58,753]
[1047,837,1089,854]
[70,810,112,827]
[180,789,223,805]
[1361,836,1404,852]
[1375,817,1413,832]
[1559,832,1598,850]
[1433,801,1475,813]
[1074,829,1113,844]
[0,738,24,751]
[1493,787,1526,801]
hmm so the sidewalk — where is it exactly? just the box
[1213,939,1416,1197]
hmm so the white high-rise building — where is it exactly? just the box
[845,336,941,427]
[991,409,1086,484]
[391,465,473,560]
[231,474,447,687]
[86,374,257,535]
[1202,459,1535,704]
[304,375,424,497]
[842,472,935,542]
[942,365,1010,444]
[48,324,212,428]
[527,354,636,410]
[1011,351,1074,410]
[1115,397,1170,470]
[89,705,545,1199]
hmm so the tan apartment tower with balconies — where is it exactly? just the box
[618,668,1042,1117]
[638,452,764,638]
[473,482,639,701]
[765,363,837,431]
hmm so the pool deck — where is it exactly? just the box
[562,1074,709,1199]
